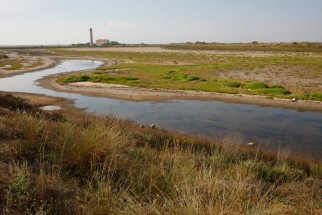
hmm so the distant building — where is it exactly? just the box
[96,39,109,46]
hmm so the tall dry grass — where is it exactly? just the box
[0,94,321,214]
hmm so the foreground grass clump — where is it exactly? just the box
[0,94,321,214]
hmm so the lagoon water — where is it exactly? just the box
[0,60,321,159]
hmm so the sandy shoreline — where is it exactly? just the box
[39,75,322,112]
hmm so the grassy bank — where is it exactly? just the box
[0,94,321,214]
[57,66,293,97]
[54,48,322,101]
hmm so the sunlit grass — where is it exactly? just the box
[0,94,321,214]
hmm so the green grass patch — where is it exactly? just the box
[256,88,291,96]
[289,92,322,102]
[0,61,23,70]
[161,70,201,81]
[242,82,291,96]
[243,82,269,89]
[57,67,292,97]
[257,162,305,184]
[224,80,242,88]
[57,73,139,85]
[306,92,322,101]
[269,84,286,89]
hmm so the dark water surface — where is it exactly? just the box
[0,60,321,159]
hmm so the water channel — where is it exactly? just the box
[0,60,321,159]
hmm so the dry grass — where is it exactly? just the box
[0,94,321,214]
[163,42,322,53]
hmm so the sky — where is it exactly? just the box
[0,0,322,45]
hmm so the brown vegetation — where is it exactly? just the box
[0,94,321,214]
[163,42,322,53]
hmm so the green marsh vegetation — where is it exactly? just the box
[0,52,22,70]
[55,48,322,101]
[0,61,23,70]
[0,52,29,70]
[0,94,321,214]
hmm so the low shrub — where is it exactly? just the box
[270,84,286,89]
[257,88,291,96]
[186,75,201,81]
[243,82,269,89]
[10,173,31,196]
[257,162,305,184]
[224,81,242,88]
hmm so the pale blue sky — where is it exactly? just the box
[1,0,322,45]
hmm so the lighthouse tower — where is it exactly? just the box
[90,28,94,46]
